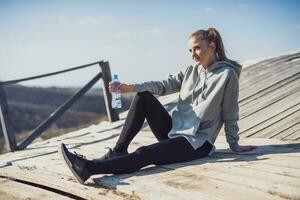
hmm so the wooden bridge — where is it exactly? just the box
[0,51,299,200]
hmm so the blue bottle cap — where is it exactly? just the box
[113,74,118,80]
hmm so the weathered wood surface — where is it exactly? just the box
[0,127,299,200]
[0,51,299,199]
[0,177,73,200]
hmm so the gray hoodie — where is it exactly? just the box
[132,61,241,152]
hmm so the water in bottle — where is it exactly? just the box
[111,74,122,109]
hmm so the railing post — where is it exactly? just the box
[0,85,17,152]
[99,61,119,122]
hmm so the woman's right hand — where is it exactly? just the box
[109,82,135,93]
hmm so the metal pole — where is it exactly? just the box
[99,61,119,122]
[0,85,17,152]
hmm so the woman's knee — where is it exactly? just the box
[136,91,153,99]
[132,146,154,165]
[132,91,156,105]
[135,146,149,156]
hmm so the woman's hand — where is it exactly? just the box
[232,145,257,152]
[109,82,135,93]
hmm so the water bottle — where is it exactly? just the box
[111,74,122,109]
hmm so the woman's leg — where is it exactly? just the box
[89,137,213,175]
[114,91,172,152]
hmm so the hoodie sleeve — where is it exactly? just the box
[222,69,240,150]
[132,67,187,96]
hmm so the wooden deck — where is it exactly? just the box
[0,51,300,200]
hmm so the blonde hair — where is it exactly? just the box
[189,27,242,69]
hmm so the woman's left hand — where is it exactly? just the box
[232,145,257,152]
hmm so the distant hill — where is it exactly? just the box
[0,84,133,153]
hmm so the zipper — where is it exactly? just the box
[201,68,208,98]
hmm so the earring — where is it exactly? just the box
[215,52,219,60]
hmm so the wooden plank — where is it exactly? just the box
[239,78,300,119]
[0,136,117,165]
[95,165,284,200]
[248,112,300,139]
[239,72,300,107]
[272,122,300,140]
[178,150,300,170]
[239,56,288,83]
[0,177,73,200]
[211,152,300,169]
[165,160,300,199]
[238,90,300,136]
[240,53,299,77]
[212,136,300,160]
[283,129,300,141]
[240,53,297,76]
[194,163,300,187]
[239,64,299,97]
[95,167,221,200]
[168,156,300,183]
[239,56,300,91]
[239,104,300,139]
[0,165,138,200]
[240,92,299,122]
[240,72,299,100]
[239,65,299,94]
[242,162,300,178]
[195,167,300,200]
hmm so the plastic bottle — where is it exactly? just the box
[111,74,122,109]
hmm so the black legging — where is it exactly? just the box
[88,91,213,175]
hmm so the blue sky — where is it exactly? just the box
[0,0,299,87]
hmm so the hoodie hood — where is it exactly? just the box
[205,61,242,79]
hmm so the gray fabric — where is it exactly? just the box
[132,61,241,151]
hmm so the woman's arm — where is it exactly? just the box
[129,67,188,96]
[222,69,257,152]
[109,66,188,95]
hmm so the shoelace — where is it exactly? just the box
[74,151,86,159]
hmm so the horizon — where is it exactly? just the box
[1,0,300,87]
[4,49,300,89]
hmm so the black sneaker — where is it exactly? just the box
[60,143,91,184]
[95,147,128,161]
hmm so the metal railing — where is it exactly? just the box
[0,60,119,152]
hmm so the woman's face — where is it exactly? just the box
[188,36,215,67]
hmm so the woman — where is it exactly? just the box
[60,27,257,184]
